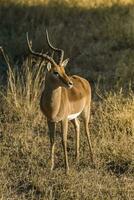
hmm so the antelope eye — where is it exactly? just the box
[53,71,59,76]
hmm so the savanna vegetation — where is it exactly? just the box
[0,0,134,199]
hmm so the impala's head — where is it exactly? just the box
[26,30,73,89]
[46,59,73,89]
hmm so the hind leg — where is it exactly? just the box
[71,118,80,162]
[82,105,94,164]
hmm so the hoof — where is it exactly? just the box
[50,165,54,171]
[76,157,80,164]
[65,168,69,175]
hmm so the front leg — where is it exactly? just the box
[47,121,56,171]
[61,118,69,174]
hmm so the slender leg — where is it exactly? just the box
[71,118,80,162]
[82,106,94,165]
[61,118,69,174]
[47,121,56,171]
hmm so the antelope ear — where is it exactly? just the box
[61,58,69,68]
[47,62,51,71]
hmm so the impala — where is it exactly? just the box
[26,31,94,174]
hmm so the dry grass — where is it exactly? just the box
[0,0,134,199]
[6,57,45,123]
[0,0,134,89]
[0,55,133,199]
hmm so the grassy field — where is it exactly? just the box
[0,0,134,200]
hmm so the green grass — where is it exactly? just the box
[0,0,134,199]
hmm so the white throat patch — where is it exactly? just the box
[67,112,81,120]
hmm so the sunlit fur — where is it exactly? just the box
[40,62,94,174]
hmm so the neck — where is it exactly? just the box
[45,75,61,92]
[40,75,62,120]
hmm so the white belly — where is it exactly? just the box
[67,112,81,120]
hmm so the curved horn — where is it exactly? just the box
[26,32,57,66]
[46,29,64,65]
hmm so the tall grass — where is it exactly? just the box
[92,91,134,162]
[0,0,134,89]
[0,52,46,124]
[0,47,133,199]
